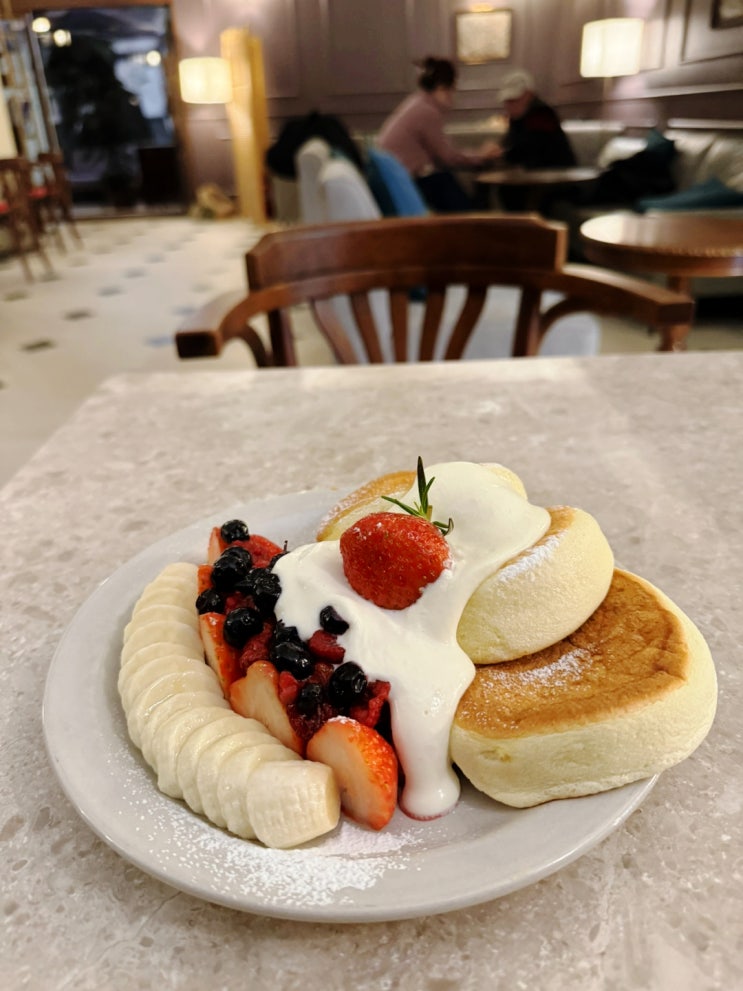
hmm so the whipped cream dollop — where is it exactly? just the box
[274,462,550,819]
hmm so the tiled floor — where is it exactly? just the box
[1,213,741,488]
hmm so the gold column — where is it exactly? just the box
[220,27,269,223]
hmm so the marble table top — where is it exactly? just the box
[2,353,741,990]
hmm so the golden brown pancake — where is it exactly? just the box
[450,569,717,807]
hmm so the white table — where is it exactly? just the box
[2,353,740,990]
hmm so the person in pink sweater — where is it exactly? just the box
[377,56,499,212]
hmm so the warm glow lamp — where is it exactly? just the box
[178,57,232,104]
[580,18,644,78]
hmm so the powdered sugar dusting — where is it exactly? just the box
[496,532,561,581]
[499,647,590,687]
[114,760,422,908]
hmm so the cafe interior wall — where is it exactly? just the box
[8,0,742,198]
[167,0,742,197]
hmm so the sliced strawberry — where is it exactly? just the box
[278,670,300,705]
[306,717,398,830]
[308,629,346,663]
[207,526,227,564]
[229,661,304,755]
[199,612,240,695]
[197,564,213,595]
[340,513,450,610]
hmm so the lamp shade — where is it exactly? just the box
[178,57,232,104]
[580,18,644,78]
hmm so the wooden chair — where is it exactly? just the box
[28,152,83,250]
[175,214,695,366]
[0,158,53,281]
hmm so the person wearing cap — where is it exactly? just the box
[377,56,500,212]
[489,68,576,210]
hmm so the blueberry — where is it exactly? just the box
[223,606,263,647]
[211,551,252,592]
[273,622,302,646]
[328,662,367,708]
[294,681,324,715]
[320,605,349,635]
[271,640,313,679]
[220,519,250,543]
[237,568,281,616]
[219,545,253,568]
[195,589,225,614]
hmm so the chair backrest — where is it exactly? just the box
[176,214,694,366]
[296,138,332,224]
[320,157,381,222]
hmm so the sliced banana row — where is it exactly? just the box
[119,561,340,848]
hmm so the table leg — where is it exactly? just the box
[658,275,692,352]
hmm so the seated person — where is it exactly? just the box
[490,69,576,210]
[377,56,499,213]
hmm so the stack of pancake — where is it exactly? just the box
[318,462,717,807]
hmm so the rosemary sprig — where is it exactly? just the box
[382,457,453,536]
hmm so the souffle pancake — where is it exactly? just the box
[450,569,718,807]
[317,464,614,663]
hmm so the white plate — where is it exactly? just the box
[43,489,656,923]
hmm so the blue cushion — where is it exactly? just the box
[365,148,429,217]
[636,177,743,213]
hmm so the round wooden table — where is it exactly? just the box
[580,213,743,351]
[475,166,600,211]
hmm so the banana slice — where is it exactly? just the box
[140,689,230,768]
[121,620,204,666]
[245,760,341,849]
[126,669,222,748]
[120,640,180,673]
[151,706,238,799]
[155,562,199,582]
[175,713,255,814]
[216,743,299,839]
[197,728,288,828]
[119,642,203,684]
[118,655,218,713]
[132,584,198,616]
[124,604,199,642]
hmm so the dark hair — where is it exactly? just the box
[416,56,457,92]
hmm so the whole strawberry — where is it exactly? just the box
[340,512,450,609]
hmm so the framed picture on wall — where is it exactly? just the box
[455,9,512,64]
[712,0,743,27]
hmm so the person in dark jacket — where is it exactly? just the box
[490,69,576,210]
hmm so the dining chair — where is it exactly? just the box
[0,157,53,281]
[28,152,83,250]
[175,214,695,367]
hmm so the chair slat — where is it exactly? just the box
[443,287,488,360]
[313,299,364,364]
[419,289,446,361]
[389,289,410,361]
[349,292,385,363]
